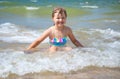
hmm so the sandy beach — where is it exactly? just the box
[1,67,119,79]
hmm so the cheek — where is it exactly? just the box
[52,19,56,23]
[64,19,66,22]
[62,19,66,23]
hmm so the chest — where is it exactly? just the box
[50,29,67,39]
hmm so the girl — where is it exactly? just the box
[25,7,83,53]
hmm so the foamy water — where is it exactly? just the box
[25,6,39,10]
[81,5,98,8]
[0,23,48,43]
[0,23,120,78]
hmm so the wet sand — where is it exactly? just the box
[1,67,120,79]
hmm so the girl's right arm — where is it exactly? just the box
[26,28,51,50]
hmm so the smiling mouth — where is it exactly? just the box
[58,22,64,24]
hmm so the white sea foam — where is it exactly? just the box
[0,23,48,43]
[0,46,119,78]
[81,5,99,8]
[104,20,117,22]
[30,0,38,3]
[0,23,120,78]
[25,6,39,10]
[0,1,9,3]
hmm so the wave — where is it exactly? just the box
[0,23,48,43]
[104,20,117,23]
[0,47,119,78]
[30,0,38,3]
[0,22,120,44]
[0,1,9,3]
[0,22,120,78]
[25,6,39,10]
[81,5,99,8]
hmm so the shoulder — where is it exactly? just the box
[43,26,55,36]
[42,26,53,35]
[65,26,72,34]
[45,26,53,32]
[65,26,72,30]
[48,26,55,31]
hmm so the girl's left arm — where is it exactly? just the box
[67,27,84,47]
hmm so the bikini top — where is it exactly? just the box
[50,37,67,46]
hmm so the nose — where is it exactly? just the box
[59,18,63,21]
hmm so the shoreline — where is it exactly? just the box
[1,67,120,79]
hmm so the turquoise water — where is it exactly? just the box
[0,0,120,78]
[0,0,120,30]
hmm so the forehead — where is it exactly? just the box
[54,12,66,17]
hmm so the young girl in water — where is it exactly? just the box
[25,7,83,53]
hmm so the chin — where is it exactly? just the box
[57,25,63,27]
[58,24,64,26]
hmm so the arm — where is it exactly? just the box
[26,28,51,50]
[67,27,84,47]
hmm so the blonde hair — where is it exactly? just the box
[52,7,67,18]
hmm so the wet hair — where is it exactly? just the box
[52,7,67,18]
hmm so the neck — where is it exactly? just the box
[54,25,65,31]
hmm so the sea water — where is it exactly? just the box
[0,0,120,78]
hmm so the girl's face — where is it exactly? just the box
[52,12,66,27]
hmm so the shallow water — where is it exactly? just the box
[0,23,120,78]
[0,0,120,78]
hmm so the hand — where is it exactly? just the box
[24,50,33,54]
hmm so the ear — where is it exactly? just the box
[52,17,54,21]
